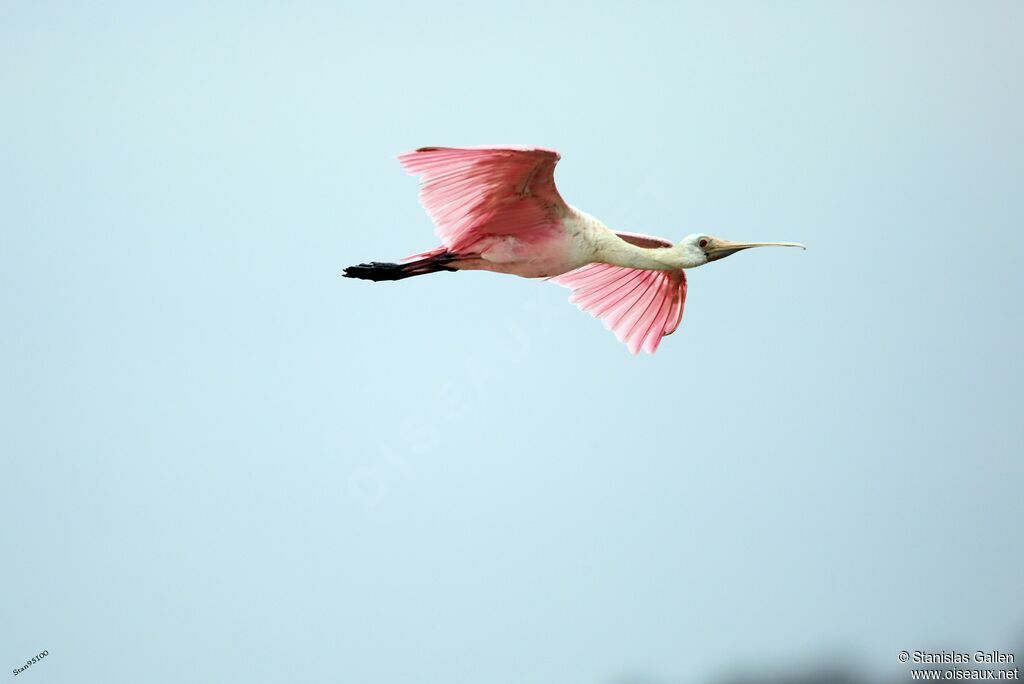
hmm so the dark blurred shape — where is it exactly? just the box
[610,636,1024,684]
[710,639,1023,684]
[717,668,861,684]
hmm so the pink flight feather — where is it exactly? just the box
[398,146,569,254]
[552,263,687,354]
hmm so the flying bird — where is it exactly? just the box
[344,146,804,354]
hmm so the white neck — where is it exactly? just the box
[597,236,697,270]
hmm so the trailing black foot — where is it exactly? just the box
[342,254,457,282]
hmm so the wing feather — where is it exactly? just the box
[552,264,688,354]
[615,231,674,249]
[398,146,569,254]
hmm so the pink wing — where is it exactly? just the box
[551,232,687,355]
[614,231,674,249]
[398,146,569,254]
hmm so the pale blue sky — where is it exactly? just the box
[2,2,1022,682]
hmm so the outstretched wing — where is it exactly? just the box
[551,230,687,354]
[614,231,674,249]
[551,260,687,355]
[398,146,570,254]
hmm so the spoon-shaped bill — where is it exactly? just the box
[705,239,806,262]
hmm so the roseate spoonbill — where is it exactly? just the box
[344,146,804,354]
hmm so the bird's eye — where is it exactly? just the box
[698,238,709,248]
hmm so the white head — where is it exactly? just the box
[678,233,806,268]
